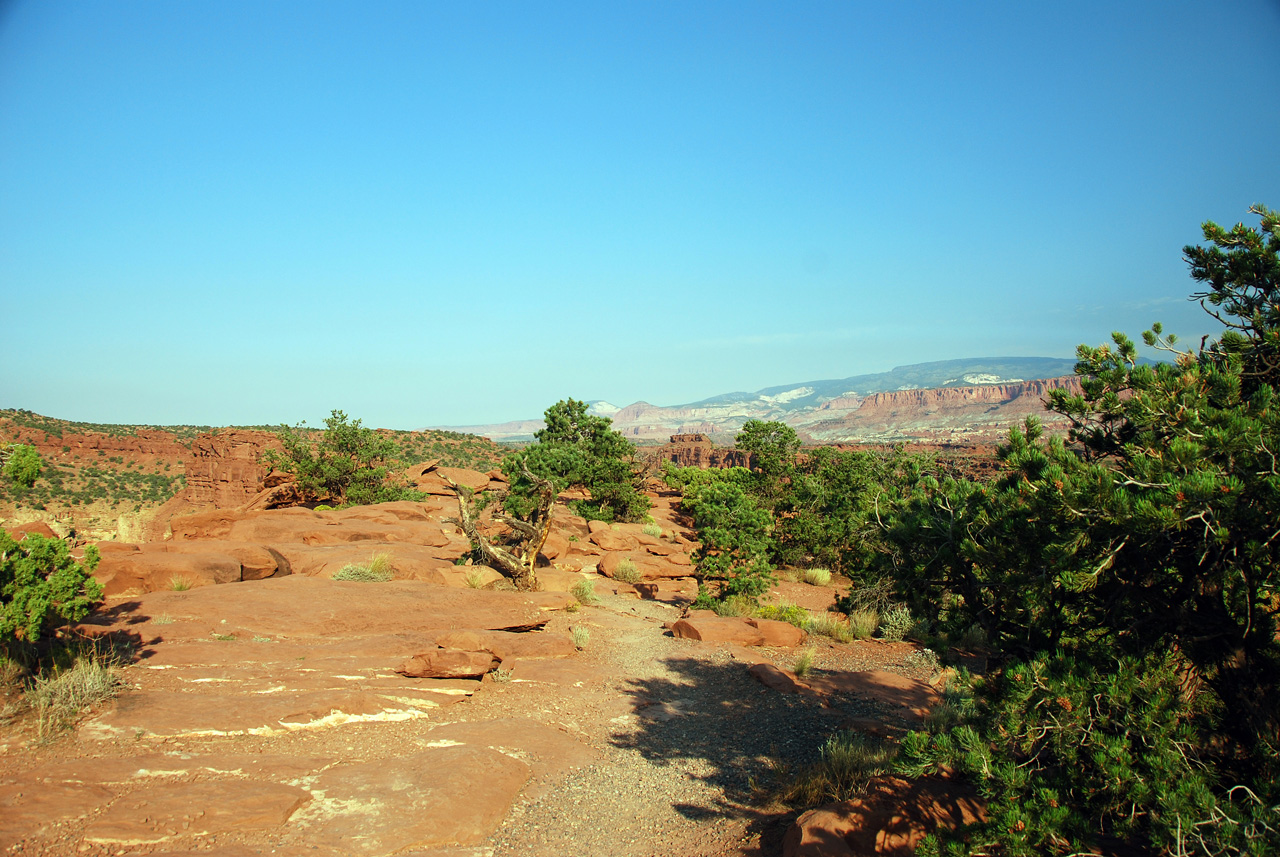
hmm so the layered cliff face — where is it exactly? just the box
[3,425,189,459]
[183,430,281,507]
[797,376,1082,442]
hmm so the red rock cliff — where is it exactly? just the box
[183,430,281,507]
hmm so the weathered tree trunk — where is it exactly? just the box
[445,466,555,592]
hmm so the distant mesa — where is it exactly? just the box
[429,356,1082,445]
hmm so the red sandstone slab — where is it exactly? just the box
[84,780,310,846]
[297,745,528,854]
[0,781,115,849]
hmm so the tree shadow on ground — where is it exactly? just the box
[610,653,906,855]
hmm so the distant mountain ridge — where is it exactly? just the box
[434,356,1082,443]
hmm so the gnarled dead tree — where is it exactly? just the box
[444,463,555,591]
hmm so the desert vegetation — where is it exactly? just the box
[264,409,424,506]
[666,205,1280,854]
[447,399,649,591]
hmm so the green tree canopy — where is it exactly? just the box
[505,399,649,522]
[264,410,419,507]
[734,419,800,505]
[888,205,1280,856]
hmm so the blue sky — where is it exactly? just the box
[2,1,1278,429]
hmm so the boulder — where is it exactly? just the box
[747,617,807,647]
[4,521,58,540]
[94,549,242,596]
[397,648,501,679]
[435,467,491,492]
[590,528,638,552]
[540,529,571,560]
[533,567,586,592]
[434,629,577,660]
[782,775,985,857]
[436,565,505,588]
[163,540,288,580]
[273,542,453,581]
[670,615,767,647]
[749,662,808,693]
[598,551,642,579]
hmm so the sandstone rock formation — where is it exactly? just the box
[183,430,281,507]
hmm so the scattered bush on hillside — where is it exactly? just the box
[847,608,879,640]
[2,444,42,489]
[570,579,599,605]
[612,558,642,585]
[800,567,831,586]
[776,731,896,808]
[30,653,123,740]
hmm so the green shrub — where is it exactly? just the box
[1,533,102,656]
[683,480,775,599]
[333,555,394,582]
[903,647,940,673]
[169,575,194,592]
[711,594,756,618]
[642,523,662,537]
[3,444,42,488]
[463,568,488,589]
[901,653,1276,856]
[612,558,642,585]
[878,605,913,641]
[264,410,422,507]
[571,626,590,649]
[506,399,650,524]
[755,603,811,628]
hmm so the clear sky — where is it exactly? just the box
[2,1,1278,429]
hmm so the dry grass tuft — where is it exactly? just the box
[807,613,855,644]
[801,568,832,587]
[848,609,879,640]
[29,657,125,741]
[777,731,895,808]
[793,648,816,677]
[612,559,642,585]
[570,579,600,605]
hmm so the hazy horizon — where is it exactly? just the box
[3,2,1278,429]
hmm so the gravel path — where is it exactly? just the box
[481,592,921,857]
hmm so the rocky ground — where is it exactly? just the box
[0,483,952,857]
